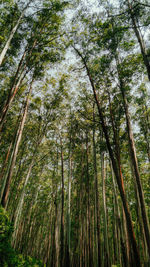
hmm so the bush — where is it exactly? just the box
[0,206,43,266]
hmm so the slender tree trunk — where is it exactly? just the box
[108,88,130,266]
[1,79,33,208]
[0,11,24,65]
[112,190,120,265]
[130,162,148,262]
[0,0,32,66]
[127,0,150,81]
[86,130,93,267]
[50,199,58,267]
[111,164,130,267]
[44,204,53,265]
[0,36,38,133]
[66,150,72,266]
[0,142,12,182]
[92,108,102,267]
[141,103,150,163]
[101,150,110,267]
[73,47,141,266]
[118,74,150,256]
[7,143,28,214]
[12,156,35,247]
[0,50,27,132]
[55,202,61,267]
[79,142,85,267]
[60,136,65,267]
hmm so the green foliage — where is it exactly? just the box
[0,205,14,266]
[0,206,43,266]
[0,0,150,265]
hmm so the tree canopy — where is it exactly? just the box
[0,0,149,266]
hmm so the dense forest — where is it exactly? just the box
[0,0,150,266]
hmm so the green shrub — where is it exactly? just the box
[0,206,43,266]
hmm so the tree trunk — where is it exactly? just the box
[66,150,72,266]
[12,156,35,247]
[60,136,65,267]
[101,150,110,267]
[92,108,102,267]
[0,142,12,182]
[130,162,148,262]
[118,74,150,257]
[141,103,150,163]
[111,163,130,267]
[0,37,38,133]
[1,79,33,208]
[0,50,27,133]
[73,46,141,266]
[86,130,93,267]
[0,1,31,66]
[127,0,150,81]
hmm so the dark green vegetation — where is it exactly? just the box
[0,0,150,266]
[0,206,43,266]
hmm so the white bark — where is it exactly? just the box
[0,1,31,66]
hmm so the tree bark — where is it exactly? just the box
[0,142,12,182]
[118,73,150,257]
[1,79,33,208]
[73,46,141,266]
[85,130,93,267]
[60,136,65,267]
[12,156,35,247]
[92,108,102,267]
[111,163,130,267]
[0,49,27,132]
[101,151,110,267]
[0,37,38,133]
[0,1,31,66]
[127,0,150,81]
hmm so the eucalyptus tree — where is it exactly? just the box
[0,76,34,208]
[115,54,150,257]
[0,0,32,66]
[92,105,102,267]
[100,11,150,257]
[72,47,141,267]
[103,0,150,80]
[0,0,149,266]
[69,5,149,265]
[9,75,69,246]
[0,0,68,211]
[0,0,67,132]
[125,0,150,80]
[133,84,150,163]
